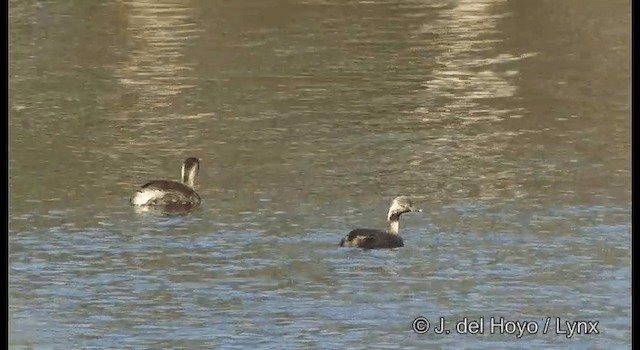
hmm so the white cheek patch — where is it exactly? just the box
[130,189,164,206]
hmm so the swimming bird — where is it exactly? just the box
[339,196,421,249]
[130,157,201,208]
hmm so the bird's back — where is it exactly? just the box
[340,228,404,249]
[131,180,201,206]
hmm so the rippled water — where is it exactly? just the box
[9,0,630,349]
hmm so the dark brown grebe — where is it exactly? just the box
[130,157,201,207]
[339,196,421,249]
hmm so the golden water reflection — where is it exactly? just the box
[115,0,201,114]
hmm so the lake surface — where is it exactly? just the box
[9,0,631,349]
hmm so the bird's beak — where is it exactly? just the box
[411,207,422,213]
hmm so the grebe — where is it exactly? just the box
[130,157,201,207]
[339,196,421,249]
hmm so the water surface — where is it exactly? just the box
[9,0,630,349]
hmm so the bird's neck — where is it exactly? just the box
[182,167,196,187]
[388,218,400,235]
[184,176,195,188]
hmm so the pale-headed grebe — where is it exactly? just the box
[130,157,201,207]
[339,196,421,249]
